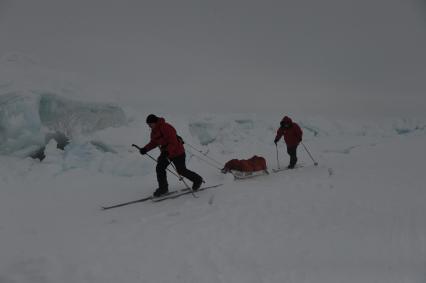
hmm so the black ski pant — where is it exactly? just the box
[286,145,298,167]
[156,152,202,190]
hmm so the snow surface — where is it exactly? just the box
[1,55,426,282]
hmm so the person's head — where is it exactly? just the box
[280,116,292,129]
[146,114,159,128]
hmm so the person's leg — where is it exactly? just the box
[172,154,203,190]
[287,146,298,168]
[155,152,170,195]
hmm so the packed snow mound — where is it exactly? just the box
[0,91,44,156]
[37,92,126,135]
[0,91,127,156]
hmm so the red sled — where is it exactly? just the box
[222,156,269,179]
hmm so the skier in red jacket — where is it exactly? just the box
[274,116,303,169]
[139,114,203,197]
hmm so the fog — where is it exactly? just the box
[0,0,425,114]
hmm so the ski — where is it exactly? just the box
[272,164,304,173]
[102,195,153,210]
[101,184,223,210]
[102,189,186,210]
[152,184,224,202]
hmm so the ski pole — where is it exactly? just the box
[167,159,198,198]
[301,142,318,166]
[275,143,280,169]
[131,144,182,179]
[132,144,198,197]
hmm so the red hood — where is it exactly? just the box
[281,116,293,125]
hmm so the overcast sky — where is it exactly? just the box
[0,0,425,114]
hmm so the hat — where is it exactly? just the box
[146,114,159,124]
[280,116,292,127]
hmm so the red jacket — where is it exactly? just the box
[275,116,303,147]
[143,118,185,158]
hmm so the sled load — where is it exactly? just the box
[221,155,269,179]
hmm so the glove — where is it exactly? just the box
[139,147,147,155]
[274,139,279,145]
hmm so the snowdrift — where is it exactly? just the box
[0,91,126,157]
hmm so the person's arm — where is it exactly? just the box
[142,139,157,153]
[142,128,167,153]
[274,128,283,144]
